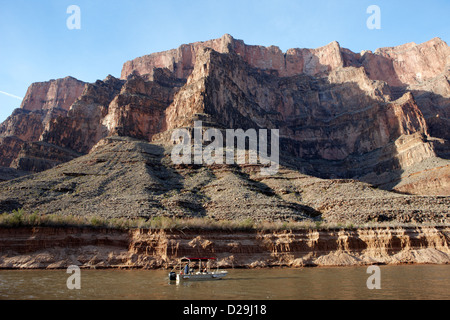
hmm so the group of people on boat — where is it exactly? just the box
[169,257,228,282]
[183,263,209,275]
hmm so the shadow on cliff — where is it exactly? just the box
[276,79,415,192]
[410,89,450,160]
[140,144,210,219]
[232,164,322,220]
[190,67,422,193]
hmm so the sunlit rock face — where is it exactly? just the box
[1,35,449,197]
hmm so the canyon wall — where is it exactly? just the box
[121,34,450,86]
[0,34,449,196]
[0,77,87,170]
[20,77,86,112]
[0,226,448,269]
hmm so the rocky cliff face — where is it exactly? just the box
[1,226,448,269]
[166,48,429,157]
[123,36,450,190]
[0,77,87,171]
[358,38,450,87]
[20,76,86,112]
[40,72,184,155]
[121,35,450,87]
[0,34,449,204]
[121,34,349,80]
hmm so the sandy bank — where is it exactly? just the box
[0,226,449,269]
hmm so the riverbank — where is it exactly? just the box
[0,225,449,269]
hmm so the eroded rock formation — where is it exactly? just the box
[1,226,449,269]
[0,34,449,201]
[0,77,87,170]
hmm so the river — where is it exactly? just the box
[0,265,449,300]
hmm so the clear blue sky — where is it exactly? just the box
[1,0,449,122]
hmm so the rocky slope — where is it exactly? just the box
[0,34,449,224]
[0,226,448,269]
[0,136,448,224]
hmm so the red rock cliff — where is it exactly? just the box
[20,76,86,112]
[1,35,449,196]
[0,226,448,269]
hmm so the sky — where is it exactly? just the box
[0,0,449,123]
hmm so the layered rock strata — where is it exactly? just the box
[0,35,449,198]
[0,77,87,171]
[0,226,448,269]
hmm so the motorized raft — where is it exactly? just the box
[168,257,228,283]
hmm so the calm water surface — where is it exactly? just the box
[0,265,449,300]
